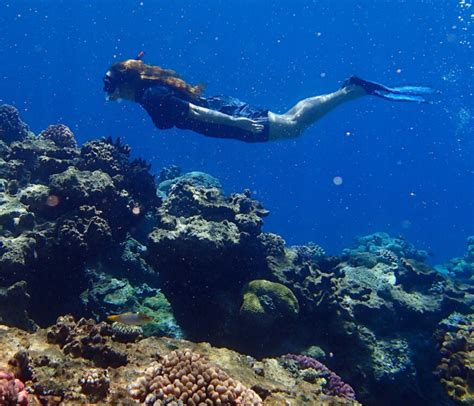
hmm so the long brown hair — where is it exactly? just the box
[108,59,203,99]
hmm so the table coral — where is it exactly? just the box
[129,348,262,405]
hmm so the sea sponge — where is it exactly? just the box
[39,124,77,148]
[129,348,262,405]
[240,279,299,327]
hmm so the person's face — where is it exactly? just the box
[103,69,136,101]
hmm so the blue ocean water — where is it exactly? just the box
[1,0,472,262]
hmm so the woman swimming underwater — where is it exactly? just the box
[103,56,437,143]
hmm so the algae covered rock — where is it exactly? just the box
[0,104,29,144]
[240,279,299,327]
[49,166,115,207]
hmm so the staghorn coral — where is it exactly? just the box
[46,315,127,368]
[0,368,28,406]
[39,124,77,149]
[129,348,262,405]
[0,104,29,144]
[436,313,474,404]
[283,354,356,400]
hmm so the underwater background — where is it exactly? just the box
[1,0,472,262]
[1,1,474,405]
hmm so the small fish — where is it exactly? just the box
[107,312,153,326]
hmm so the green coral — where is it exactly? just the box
[240,279,299,327]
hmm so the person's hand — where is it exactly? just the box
[234,117,264,133]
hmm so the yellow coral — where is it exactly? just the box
[240,279,299,327]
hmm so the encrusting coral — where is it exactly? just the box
[129,348,263,405]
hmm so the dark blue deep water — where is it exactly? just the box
[1,0,473,262]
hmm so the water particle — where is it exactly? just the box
[333,176,343,186]
[132,206,141,215]
[46,195,60,207]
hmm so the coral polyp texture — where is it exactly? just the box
[436,313,474,404]
[39,124,77,149]
[0,368,28,406]
[283,354,356,400]
[129,348,263,405]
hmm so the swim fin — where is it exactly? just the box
[343,76,438,104]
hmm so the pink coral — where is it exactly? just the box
[0,368,28,406]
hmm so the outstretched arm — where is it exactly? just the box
[188,103,264,133]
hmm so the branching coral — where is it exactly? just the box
[283,354,356,400]
[129,348,262,405]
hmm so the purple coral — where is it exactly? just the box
[0,368,28,405]
[285,354,356,400]
[39,124,77,148]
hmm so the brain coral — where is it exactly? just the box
[129,348,262,405]
[39,124,77,148]
[240,279,299,327]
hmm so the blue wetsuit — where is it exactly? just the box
[138,85,270,142]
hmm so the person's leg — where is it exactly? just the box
[268,85,365,140]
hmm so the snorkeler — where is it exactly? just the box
[103,55,437,143]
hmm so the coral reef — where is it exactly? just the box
[283,354,356,400]
[0,104,29,143]
[436,236,474,282]
[79,368,110,401]
[240,279,299,328]
[46,315,128,367]
[0,281,37,331]
[39,124,77,149]
[0,322,359,405]
[129,348,262,405]
[1,105,474,405]
[435,313,474,404]
[0,368,28,406]
[157,169,222,198]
